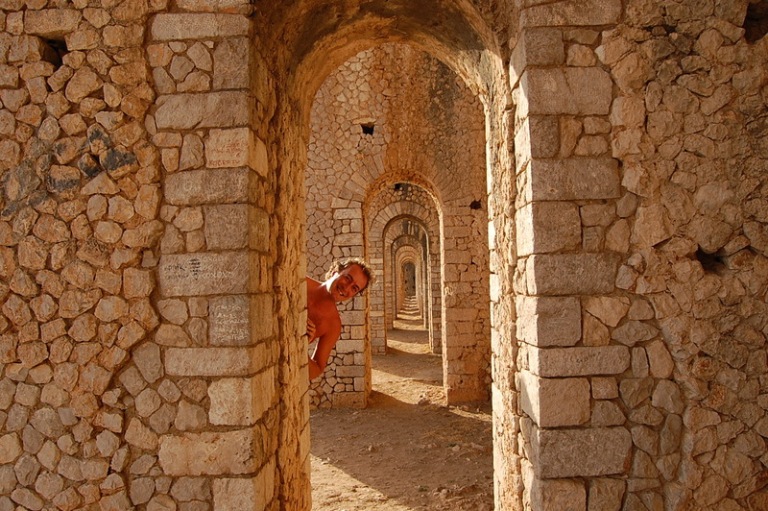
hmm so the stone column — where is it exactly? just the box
[511,4,630,508]
[148,11,289,511]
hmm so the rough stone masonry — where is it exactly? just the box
[1,1,768,511]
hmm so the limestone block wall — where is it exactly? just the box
[306,43,489,407]
[0,3,310,511]
[510,1,768,509]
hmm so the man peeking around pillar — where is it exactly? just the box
[306,258,374,380]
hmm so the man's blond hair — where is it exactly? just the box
[326,257,375,292]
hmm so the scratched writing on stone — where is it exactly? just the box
[209,140,246,166]
[211,300,249,344]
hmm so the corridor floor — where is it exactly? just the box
[310,306,494,511]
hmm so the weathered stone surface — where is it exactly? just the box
[532,426,632,478]
[517,201,581,255]
[519,371,590,427]
[203,204,249,250]
[208,367,275,426]
[154,92,250,130]
[149,14,249,41]
[158,252,250,296]
[588,478,625,511]
[517,296,581,347]
[24,10,82,38]
[529,345,630,377]
[212,460,275,511]
[526,253,621,295]
[529,477,586,511]
[165,346,264,377]
[208,295,249,345]
[164,168,249,206]
[158,430,260,476]
[525,157,621,201]
[521,0,621,27]
[523,68,613,115]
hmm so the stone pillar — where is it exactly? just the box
[510,4,630,508]
[441,202,491,404]
[148,11,293,511]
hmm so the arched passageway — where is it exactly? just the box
[16,1,768,511]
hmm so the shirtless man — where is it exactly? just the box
[306,258,373,380]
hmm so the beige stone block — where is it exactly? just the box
[124,418,158,450]
[213,458,275,511]
[531,426,631,478]
[521,0,621,27]
[152,13,249,38]
[158,429,260,476]
[0,433,21,463]
[517,202,581,256]
[209,295,250,345]
[529,478,586,511]
[24,9,81,38]
[332,232,364,246]
[204,204,249,250]
[336,366,364,378]
[158,252,250,296]
[523,68,612,116]
[334,339,364,353]
[525,157,621,201]
[517,296,581,347]
[583,296,630,328]
[529,345,629,377]
[526,253,620,295]
[155,91,249,130]
[123,268,154,299]
[208,367,275,426]
[164,168,249,206]
[165,345,265,376]
[588,478,625,511]
[206,128,253,169]
[519,371,590,427]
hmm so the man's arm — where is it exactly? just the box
[308,324,341,380]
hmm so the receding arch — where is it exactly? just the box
[252,2,514,508]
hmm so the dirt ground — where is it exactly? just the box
[310,306,495,511]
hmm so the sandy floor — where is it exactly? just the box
[310,305,494,511]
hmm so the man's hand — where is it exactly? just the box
[306,318,317,340]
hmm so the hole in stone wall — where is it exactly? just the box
[744,1,768,43]
[469,199,481,210]
[695,247,726,274]
[361,123,375,135]
[41,38,68,69]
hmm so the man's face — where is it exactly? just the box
[330,264,369,302]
